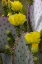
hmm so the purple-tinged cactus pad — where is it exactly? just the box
[0,17,17,64]
[0,17,17,50]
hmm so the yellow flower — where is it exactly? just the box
[8,13,26,26]
[30,32,40,44]
[2,0,7,7]
[31,44,39,53]
[24,33,32,44]
[11,1,23,12]
[8,15,15,25]
[24,32,40,44]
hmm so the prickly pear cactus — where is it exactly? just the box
[14,33,34,64]
[0,17,17,50]
[0,17,34,64]
[0,17,17,64]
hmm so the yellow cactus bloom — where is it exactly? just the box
[25,32,40,44]
[31,44,39,53]
[24,33,32,44]
[2,0,7,6]
[8,13,26,26]
[30,32,40,43]
[11,1,23,12]
[8,15,15,25]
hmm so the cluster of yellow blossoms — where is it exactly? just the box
[25,32,40,53]
[2,0,23,12]
[8,13,26,26]
[2,0,11,6]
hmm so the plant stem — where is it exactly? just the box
[3,6,8,16]
[23,21,28,32]
[16,26,21,37]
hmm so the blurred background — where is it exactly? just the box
[0,0,28,16]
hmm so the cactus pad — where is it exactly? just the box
[14,33,34,64]
[0,17,17,64]
[0,17,17,50]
